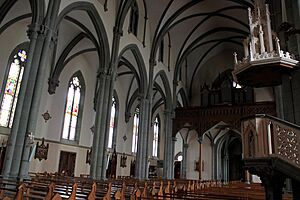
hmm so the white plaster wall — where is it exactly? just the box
[186,130,200,180]
[201,136,212,180]
[29,141,90,176]
[174,132,183,158]
[29,54,96,174]
[35,55,95,145]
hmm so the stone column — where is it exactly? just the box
[163,110,174,179]
[3,23,43,178]
[90,71,111,179]
[100,73,113,178]
[181,143,188,179]
[211,143,215,180]
[223,154,229,182]
[19,3,60,179]
[135,97,150,179]
[197,138,202,180]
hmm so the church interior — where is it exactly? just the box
[0,0,300,199]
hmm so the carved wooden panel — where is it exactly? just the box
[275,124,300,166]
[173,102,276,136]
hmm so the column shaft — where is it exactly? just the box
[3,26,40,178]
[90,72,107,179]
[181,143,188,179]
[163,110,173,179]
[135,98,150,179]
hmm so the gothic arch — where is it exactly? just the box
[55,1,110,70]
[0,0,44,25]
[117,44,147,94]
[154,70,172,111]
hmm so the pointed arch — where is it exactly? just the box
[177,87,189,107]
[154,70,172,111]
[0,0,44,25]
[55,1,110,71]
[117,44,147,95]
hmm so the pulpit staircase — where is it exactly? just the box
[242,114,300,200]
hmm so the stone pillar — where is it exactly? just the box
[223,154,229,182]
[100,73,113,178]
[181,143,188,179]
[197,138,202,180]
[171,137,176,178]
[3,23,44,179]
[19,8,60,180]
[90,71,112,179]
[135,97,150,180]
[163,110,174,179]
[211,143,215,180]
[90,72,105,179]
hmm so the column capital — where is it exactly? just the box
[48,77,59,94]
[27,23,47,40]
[164,109,174,118]
[149,58,157,66]
[183,143,189,148]
[97,68,107,78]
[50,31,58,46]
[173,80,178,86]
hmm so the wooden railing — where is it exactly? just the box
[173,102,276,135]
[242,114,300,170]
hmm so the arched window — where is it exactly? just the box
[152,116,160,157]
[132,107,139,153]
[129,1,139,36]
[62,72,85,142]
[108,97,116,148]
[0,49,27,128]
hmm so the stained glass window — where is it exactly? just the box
[62,75,82,141]
[108,97,116,148]
[132,107,139,153]
[0,50,27,128]
[152,116,159,157]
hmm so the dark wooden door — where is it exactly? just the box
[58,151,76,176]
[174,161,181,179]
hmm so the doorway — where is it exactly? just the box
[58,151,76,176]
[174,161,181,179]
[228,139,243,181]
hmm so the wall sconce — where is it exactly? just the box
[34,138,49,161]
[120,153,127,168]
